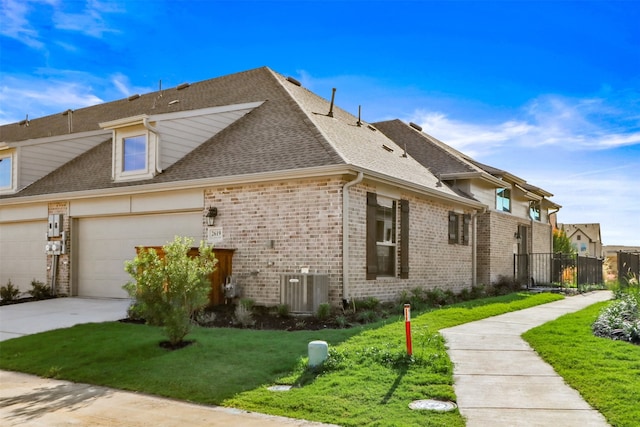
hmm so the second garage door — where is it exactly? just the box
[75,212,203,298]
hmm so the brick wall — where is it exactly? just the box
[204,178,344,306]
[344,184,474,303]
[47,202,70,296]
[477,210,552,285]
[203,177,476,306]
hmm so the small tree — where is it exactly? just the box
[553,228,575,254]
[123,236,217,346]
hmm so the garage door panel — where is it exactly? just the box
[0,222,48,294]
[77,213,202,298]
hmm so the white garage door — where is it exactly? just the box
[0,221,48,294]
[76,212,203,298]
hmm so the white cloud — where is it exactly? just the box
[0,75,103,124]
[110,73,153,98]
[0,0,124,50]
[408,93,640,156]
[52,0,123,38]
[0,0,56,49]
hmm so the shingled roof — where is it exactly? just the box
[2,67,472,204]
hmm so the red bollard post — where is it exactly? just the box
[404,303,412,356]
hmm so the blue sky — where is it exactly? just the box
[1,0,639,246]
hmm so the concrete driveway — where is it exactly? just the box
[0,297,131,342]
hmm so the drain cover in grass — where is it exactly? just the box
[409,399,457,412]
[267,385,292,392]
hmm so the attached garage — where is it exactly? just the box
[0,221,48,294]
[73,212,203,298]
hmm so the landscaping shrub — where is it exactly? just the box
[123,236,217,345]
[316,303,331,320]
[593,286,640,345]
[28,279,50,300]
[0,280,21,302]
[276,303,290,318]
[234,303,255,328]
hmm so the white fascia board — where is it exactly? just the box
[440,171,508,188]
[0,163,485,211]
[100,115,149,129]
[2,129,112,147]
[148,101,265,122]
[514,184,543,201]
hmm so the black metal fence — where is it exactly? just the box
[618,252,640,284]
[514,253,604,291]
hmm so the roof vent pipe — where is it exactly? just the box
[409,122,423,131]
[328,88,336,117]
[286,76,301,86]
[357,105,362,127]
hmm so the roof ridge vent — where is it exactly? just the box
[286,76,301,86]
[176,82,190,90]
[409,122,422,131]
[128,94,140,101]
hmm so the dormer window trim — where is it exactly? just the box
[0,148,17,194]
[101,115,159,182]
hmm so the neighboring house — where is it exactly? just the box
[0,67,557,306]
[373,120,559,286]
[560,223,603,258]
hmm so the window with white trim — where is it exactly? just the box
[0,154,12,189]
[0,151,15,193]
[123,135,147,172]
[529,202,541,221]
[496,188,511,212]
[366,192,409,280]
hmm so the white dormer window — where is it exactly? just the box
[100,116,157,182]
[0,149,16,194]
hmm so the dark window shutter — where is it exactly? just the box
[448,211,457,244]
[400,199,409,279]
[366,192,378,280]
[463,214,471,246]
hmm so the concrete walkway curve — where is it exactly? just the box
[440,291,613,427]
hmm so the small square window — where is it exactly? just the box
[529,202,541,221]
[0,155,12,189]
[496,188,511,212]
[123,135,147,172]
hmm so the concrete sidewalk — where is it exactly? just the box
[441,291,613,427]
[0,370,338,427]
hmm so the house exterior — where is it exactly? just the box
[373,120,559,286]
[561,223,603,258]
[0,67,557,306]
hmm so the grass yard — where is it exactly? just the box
[523,302,640,427]
[0,292,562,426]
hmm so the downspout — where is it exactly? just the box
[143,117,163,173]
[342,171,364,305]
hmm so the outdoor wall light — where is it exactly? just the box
[206,206,218,226]
[514,231,522,244]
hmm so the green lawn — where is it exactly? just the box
[0,292,562,426]
[523,302,640,427]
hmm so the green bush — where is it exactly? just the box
[276,303,291,318]
[0,280,21,302]
[593,285,640,344]
[234,303,255,328]
[123,236,217,345]
[28,279,50,300]
[316,303,331,320]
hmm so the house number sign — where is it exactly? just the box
[207,227,223,244]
